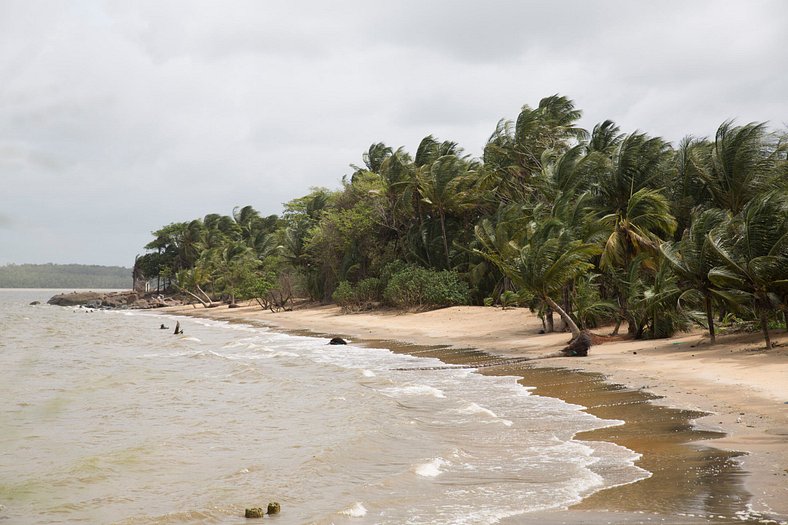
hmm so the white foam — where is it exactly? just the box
[414,457,447,477]
[339,502,367,517]
[382,385,446,398]
[458,402,498,418]
[362,369,376,377]
[181,336,201,342]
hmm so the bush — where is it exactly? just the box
[332,278,381,312]
[355,277,381,304]
[383,266,470,309]
[332,281,355,310]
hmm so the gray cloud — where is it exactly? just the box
[0,0,785,266]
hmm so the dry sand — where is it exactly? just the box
[163,302,788,522]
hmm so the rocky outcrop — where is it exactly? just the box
[47,290,186,310]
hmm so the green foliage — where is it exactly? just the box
[331,281,355,309]
[136,95,786,346]
[332,277,383,311]
[383,266,469,308]
[499,290,518,309]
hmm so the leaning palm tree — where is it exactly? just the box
[476,218,601,338]
[708,190,788,348]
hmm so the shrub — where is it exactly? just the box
[355,277,381,304]
[332,278,382,312]
[383,266,470,309]
[500,290,518,309]
[332,281,355,310]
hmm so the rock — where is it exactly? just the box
[29,301,40,305]
[267,502,280,515]
[329,337,347,345]
[245,507,265,518]
[47,290,186,310]
[47,291,105,306]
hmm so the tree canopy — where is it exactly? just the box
[137,95,788,348]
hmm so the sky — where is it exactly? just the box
[1,0,786,267]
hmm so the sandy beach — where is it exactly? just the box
[162,302,788,523]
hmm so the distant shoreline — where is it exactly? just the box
[161,302,788,522]
[0,263,131,289]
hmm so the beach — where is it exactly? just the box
[163,302,788,523]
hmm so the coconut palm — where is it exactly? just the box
[476,218,600,338]
[661,209,728,343]
[708,190,788,348]
[417,154,474,267]
[694,121,782,214]
[600,187,677,270]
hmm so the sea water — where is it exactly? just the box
[0,290,649,524]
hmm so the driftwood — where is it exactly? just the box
[561,331,591,357]
[173,321,183,335]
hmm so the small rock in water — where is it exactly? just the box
[329,337,347,345]
[245,507,265,518]
[29,301,40,305]
[267,502,281,514]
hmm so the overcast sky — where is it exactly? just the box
[1,1,785,267]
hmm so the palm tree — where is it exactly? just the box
[417,154,473,267]
[476,218,600,338]
[661,209,728,343]
[600,187,677,270]
[694,121,781,214]
[483,95,587,203]
[708,190,788,348]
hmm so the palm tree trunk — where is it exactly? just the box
[704,294,716,344]
[759,311,772,349]
[439,210,450,268]
[544,296,582,339]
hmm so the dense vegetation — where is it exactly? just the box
[136,95,787,348]
[0,263,131,289]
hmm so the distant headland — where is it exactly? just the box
[0,263,132,289]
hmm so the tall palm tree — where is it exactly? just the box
[694,121,781,214]
[600,187,677,270]
[417,154,473,267]
[708,190,788,348]
[661,209,728,343]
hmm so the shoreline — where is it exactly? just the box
[161,302,787,522]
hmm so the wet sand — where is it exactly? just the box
[161,303,787,523]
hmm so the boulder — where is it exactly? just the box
[267,502,281,515]
[245,507,265,518]
[329,337,347,345]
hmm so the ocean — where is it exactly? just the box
[0,289,651,524]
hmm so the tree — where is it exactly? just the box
[476,219,600,338]
[694,121,782,214]
[708,190,788,348]
[661,209,728,343]
[417,154,474,268]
